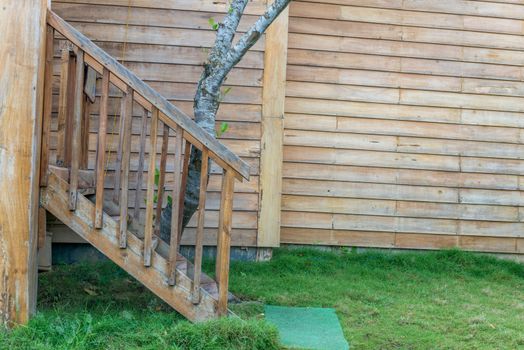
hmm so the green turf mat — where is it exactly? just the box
[264,305,349,350]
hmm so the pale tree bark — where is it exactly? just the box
[160,0,292,242]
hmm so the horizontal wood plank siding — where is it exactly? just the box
[51,0,264,247]
[283,0,524,253]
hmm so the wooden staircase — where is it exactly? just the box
[38,10,250,321]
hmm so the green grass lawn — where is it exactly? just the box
[1,248,523,349]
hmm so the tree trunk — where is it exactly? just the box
[159,0,292,244]
[160,70,220,243]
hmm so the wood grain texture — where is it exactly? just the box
[282,0,524,254]
[69,50,85,210]
[40,26,55,187]
[0,0,48,326]
[94,68,110,228]
[258,1,289,248]
[118,88,133,248]
[51,3,259,247]
[143,107,159,267]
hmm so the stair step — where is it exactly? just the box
[41,170,228,321]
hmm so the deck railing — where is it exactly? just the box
[41,10,250,315]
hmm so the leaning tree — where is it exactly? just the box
[160,0,292,241]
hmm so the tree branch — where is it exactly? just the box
[221,0,291,77]
[211,0,249,61]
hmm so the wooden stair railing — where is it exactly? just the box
[40,10,250,318]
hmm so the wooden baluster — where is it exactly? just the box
[64,51,77,168]
[143,107,159,266]
[118,87,133,248]
[177,141,191,242]
[191,148,209,304]
[39,26,54,187]
[154,121,170,236]
[216,170,235,316]
[81,98,91,170]
[81,67,97,170]
[113,91,127,203]
[68,49,85,210]
[134,108,148,221]
[94,68,110,228]
[167,125,185,285]
[56,48,73,167]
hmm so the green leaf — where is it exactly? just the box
[217,121,229,137]
[220,121,229,134]
[208,17,219,31]
[222,87,232,96]
[167,195,173,206]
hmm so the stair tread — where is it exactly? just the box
[41,170,231,321]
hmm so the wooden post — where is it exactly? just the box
[216,170,235,316]
[257,3,289,248]
[0,0,49,327]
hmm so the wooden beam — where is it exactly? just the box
[0,0,48,327]
[257,3,289,248]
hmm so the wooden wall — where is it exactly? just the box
[51,0,266,247]
[50,0,524,255]
[281,0,524,254]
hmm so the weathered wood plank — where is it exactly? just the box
[0,0,48,326]
[56,48,73,166]
[133,108,149,221]
[143,107,159,266]
[118,87,133,248]
[154,122,170,236]
[258,1,288,248]
[40,26,55,187]
[94,68,110,228]
[68,50,85,210]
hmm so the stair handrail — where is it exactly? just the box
[47,10,250,181]
[44,9,242,317]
